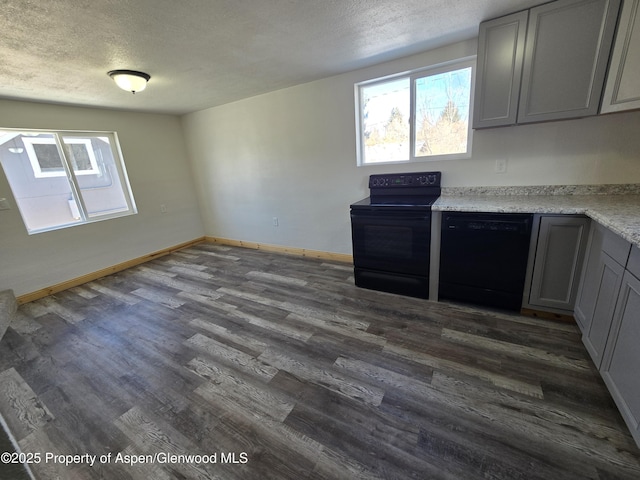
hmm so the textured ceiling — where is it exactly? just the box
[0,0,542,115]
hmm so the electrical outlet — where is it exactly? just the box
[0,198,10,210]
[160,204,167,213]
[495,159,507,174]
[272,216,279,227]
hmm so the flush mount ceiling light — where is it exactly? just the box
[107,70,151,94]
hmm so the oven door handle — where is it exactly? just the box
[350,213,431,226]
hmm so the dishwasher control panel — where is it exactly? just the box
[443,213,532,234]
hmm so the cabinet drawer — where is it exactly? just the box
[627,246,640,279]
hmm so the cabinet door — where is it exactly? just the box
[601,0,640,113]
[583,252,626,368]
[601,271,640,447]
[473,11,528,128]
[575,222,604,332]
[575,223,632,332]
[528,216,589,311]
[518,0,620,123]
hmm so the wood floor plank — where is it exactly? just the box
[283,382,466,480]
[86,282,141,306]
[189,318,270,354]
[19,427,98,480]
[130,288,185,309]
[258,348,385,407]
[287,312,387,347]
[379,389,602,480]
[195,382,377,480]
[115,406,222,480]
[0,367,54,441]
[430,371,640,478]
[223,305,315,342]
[333,355,434,399]
[0,242,638,479]
[137,267,224,298]
[181,248,241,262]
[184,333,279,382]
[441,327,593,372]
[384,341,545,398]
[190,364,295,423]
[245,270,309,287]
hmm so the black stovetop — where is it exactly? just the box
[350,171,441,211]
[350,195,440,209]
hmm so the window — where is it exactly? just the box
[23,137,99,178]
[356,57,475,165]
[0,130,137,234]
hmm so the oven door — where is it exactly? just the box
[350,209,431,276]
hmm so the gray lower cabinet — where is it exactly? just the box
[581,251,626,368]
[574,223,606,331]
[601,257,640,446]
[524,215,589,314]
[575,225,640,447]
[575,222,631,330]
[601,0,640,113]
[575,222,631,367]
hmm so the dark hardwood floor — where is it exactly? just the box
[0,242,639,479]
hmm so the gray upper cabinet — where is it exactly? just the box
[518,0,621,123]
[473,11,528,128]
[474,0,621,128]
[601,0,640,113]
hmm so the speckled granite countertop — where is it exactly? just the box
[434,184,640,248]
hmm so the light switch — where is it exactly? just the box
[0,198,10,210]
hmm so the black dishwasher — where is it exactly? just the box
[439,212,533,311]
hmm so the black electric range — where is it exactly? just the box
[350,172,441,299]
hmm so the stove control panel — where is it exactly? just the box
[369,171,441,188]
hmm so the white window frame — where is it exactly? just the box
[23,137,100,178]
[355,56,476,166]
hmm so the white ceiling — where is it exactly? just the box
[0,0,542,115]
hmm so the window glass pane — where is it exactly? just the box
[62,135,130,218]
[22,135,66,177]
[33,144,64,172]
[68,143,92,171]
[414,66,472,157]
[1,133,82,232]
[63,138,99,175]
[360,77,410,163]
